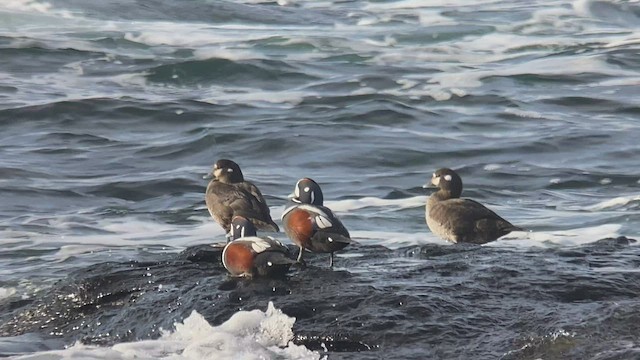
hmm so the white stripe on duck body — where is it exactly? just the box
[281,178,352,267]
[205,159,279,241]
[222,216,295,278]
[426,168,524,244]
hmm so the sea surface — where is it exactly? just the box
[1,0,640,358]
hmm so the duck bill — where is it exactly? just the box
[203,167,222,180]
[423,177,439,189]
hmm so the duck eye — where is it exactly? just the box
[303,187,310,192]
[444,174,452,181]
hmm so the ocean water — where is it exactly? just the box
[1,0,640,358]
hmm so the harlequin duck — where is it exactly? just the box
[426,168,523,244]
[205,159,279,238]
[222,216,295,278]
[281,178,351,267]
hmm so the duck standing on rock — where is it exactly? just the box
[426,168,523,244]
[282,178,352,267]
[205,159,279,239]
[222,216,295,278]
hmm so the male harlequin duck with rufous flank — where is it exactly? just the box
[281,178,352,267]
[205,159,279,239]
[222,216,295,278]
[426,168,524,244]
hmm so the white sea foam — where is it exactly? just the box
[352,223,624,250]
[488,224,623,248]
[0,0,74,18]
[596,76,640,87]
[573,0,640,26]
[122,23,282,48]
[13,302,320,360]
[364,0,503,10]
[0,287,17,301]
[504,108,545,119]
[429,55,635,90]
[591,266,640,273]
[0,218,226,255]
[325,196,427,213]
[14,192,623,258]
[193,47,264,62]
[602,33,640,49]
[201,89,307,106]
[2,0,630,112]
[483,164,503,171]
[352,230,442,248]
[583,195,640,211]
[572,0,593,17]
[417,10,458,26]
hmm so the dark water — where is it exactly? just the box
[1,0,640,358]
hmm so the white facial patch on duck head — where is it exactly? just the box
[431,175,440,186]
[294,181,302,198]
[444,174,452,181]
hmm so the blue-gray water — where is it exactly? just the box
[1,0,640,359]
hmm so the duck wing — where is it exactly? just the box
[235,181,279,231]
[206,181,277,231]
[438,198,521,244]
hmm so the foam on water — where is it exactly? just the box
[503,108,545,119]
[0,218,225,255]
[4,191,626,261]
[364,0,504,10]
[0,287,17,301]
[429,55,635,90]
[2,0,635,112]
[583,195,640,211]
[602,32,640,48]
[123,24,279,48]
[201,89,307,106]
[488,223,623,248]
[351,223,623,250]
[591,266,640,273]
[325,196,427,213]
[352,230,441,248]
[12,302,320,360]
[0,0,74,18]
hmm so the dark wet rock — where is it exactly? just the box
[3,239,640,358]
[176,243,225,263]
